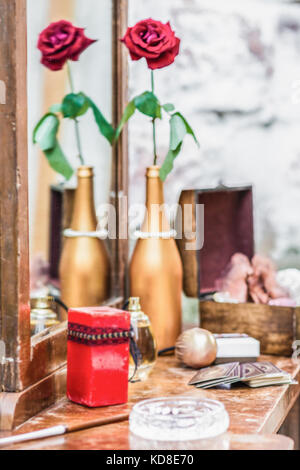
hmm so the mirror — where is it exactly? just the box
[27,0,121,332]
[0,0,128,407]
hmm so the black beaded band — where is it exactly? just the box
[68,322,133,346]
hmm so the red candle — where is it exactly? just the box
[67,306,131,407]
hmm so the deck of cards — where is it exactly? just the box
[189,362,296,389]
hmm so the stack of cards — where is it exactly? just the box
[214,334,260,364]
[189,362,296,389]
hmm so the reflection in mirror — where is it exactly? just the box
[27,0,113,332]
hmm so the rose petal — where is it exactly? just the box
[122,18,181,69]
[70,33,97,61]
[129,50,142,61]
[41,56,66,71]
[38,20,76,51]
[132,21,165,47]
[122,28,160,59]
[38,20,96,71]
[146,37,180,70]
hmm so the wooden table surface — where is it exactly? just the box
[1,355,299,450]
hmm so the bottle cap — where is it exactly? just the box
[30,296,55,311]
[146,166,160,178]
[128,297,141,312]
[30,296,58,320]
[77,166,94,178]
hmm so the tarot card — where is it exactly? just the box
[188,362,239,386]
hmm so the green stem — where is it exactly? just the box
[151,70,158,166]
[67,62,85,166]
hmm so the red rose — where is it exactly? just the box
[37,20,96,71]
[122,19,180,70]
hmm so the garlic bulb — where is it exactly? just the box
[175,328,217,369]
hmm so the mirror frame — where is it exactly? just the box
[0,0,129,403]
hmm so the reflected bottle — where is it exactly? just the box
[30,296,60,336]
[130,166,183,351]
[59,166,110,319]
[129,297,156,382]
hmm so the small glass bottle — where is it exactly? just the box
[30,296,60,336]
[128,297,157,381]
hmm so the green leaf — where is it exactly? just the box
[33,113,73,180]
[49,103,63,114]
[87,97,115,145]
[115,100,136,141]
[162,103,175,112]
[61,92,115,145]
[44,143,74,181]
[159,144,182,182]
[170,113,187,151]
[33,113,59,150]
[134,91,161,119]
[174,112,199,147]
[62,93,90,119]
[159,112,199,181]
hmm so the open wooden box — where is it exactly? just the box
[177,185,300,356]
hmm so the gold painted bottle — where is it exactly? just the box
[59,166,110,319]
[130,166,183,351]
[128,297,156,381]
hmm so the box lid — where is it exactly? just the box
[177,184,254,297]
[68,307,130,329]
[198,184,254,294]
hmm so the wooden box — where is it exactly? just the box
[177,185,299,356]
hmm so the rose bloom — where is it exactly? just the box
[38,20,96,71]
[122,18,180,70]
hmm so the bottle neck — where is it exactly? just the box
[142,166,170,233]
[70,166,97,231]
[128,305,149,322]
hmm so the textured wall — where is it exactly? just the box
[129,0,300,267]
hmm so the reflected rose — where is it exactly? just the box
[38,20,96,71]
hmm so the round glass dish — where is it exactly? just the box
[129,397,230,442]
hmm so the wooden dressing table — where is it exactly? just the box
[0,355,299,450]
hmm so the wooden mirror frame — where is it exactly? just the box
[0,0,129,429]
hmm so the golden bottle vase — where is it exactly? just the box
[130,166,183,351]
[59,166,110,319]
